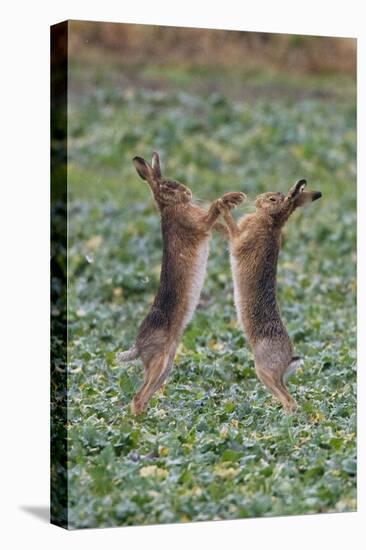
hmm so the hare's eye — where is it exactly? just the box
[269,197,277,202]
[162,187,176,195]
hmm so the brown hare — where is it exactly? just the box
[116,152,245,415]
[218,179,321,413]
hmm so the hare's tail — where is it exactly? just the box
[283,356,303,380]
[116,345,139,363]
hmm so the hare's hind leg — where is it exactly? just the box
[131,346,176,415]
[256,362,297,414]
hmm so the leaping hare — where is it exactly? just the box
[218,179,321,412]
[117,152,245,414]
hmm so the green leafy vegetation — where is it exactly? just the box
[66,61,356,529]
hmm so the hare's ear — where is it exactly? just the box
[285,179,307,203]
[151,152,162,178]
[132,156,156,182]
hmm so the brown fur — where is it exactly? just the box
[219,179,321,413]
[116,152,245,414]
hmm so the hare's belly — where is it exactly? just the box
[181,239,210,329]
[230,252,243,328]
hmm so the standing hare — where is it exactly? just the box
[117,152,245,414]
[218,179,321,412]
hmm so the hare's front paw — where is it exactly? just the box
[220,191,246,209]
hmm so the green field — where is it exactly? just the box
[66,61,356,528]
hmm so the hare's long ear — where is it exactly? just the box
[133,156,154,181]
[285,179,307,203]
[133,156,159,192]
[151,151,161,178]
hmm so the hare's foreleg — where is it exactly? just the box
[221,207,240,239]
[203,201,223,229]
[212,222,230,239]
[204,192,245,231]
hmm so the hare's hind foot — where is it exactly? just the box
[283,396,298,414]
[130,397,145,416]
[256,363,298,414]
[272,380,298,414]
[273,383,298,415]
[130,380,168,415]
[130,352,173,416]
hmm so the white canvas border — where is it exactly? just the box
[0,1,363,549]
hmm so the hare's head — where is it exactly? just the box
[133,153,192,206]
[255,180,321,218]
[255,191,287,214]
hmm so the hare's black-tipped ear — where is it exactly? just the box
[151,152,161,178]
[132,156,155,181]
[285,179,307,202]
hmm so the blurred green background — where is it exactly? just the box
[66,21,356,529]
